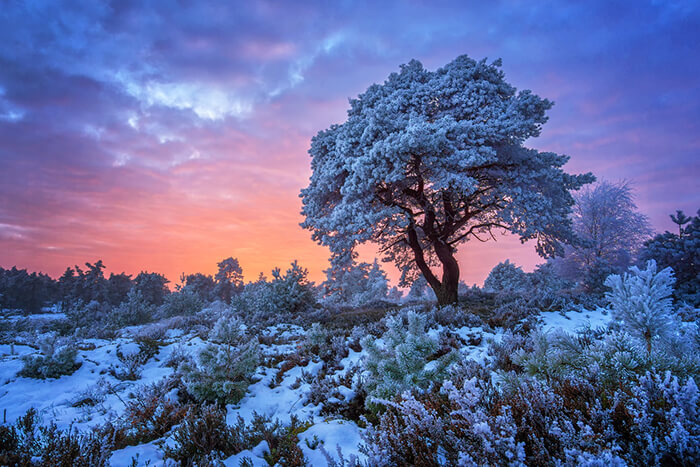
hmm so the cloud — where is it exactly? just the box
[0,0,698,284]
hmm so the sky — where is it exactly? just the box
[0,0,698,287]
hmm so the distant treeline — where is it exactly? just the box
[0,257,244,314]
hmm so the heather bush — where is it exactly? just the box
[361,379,525,466]
[102,379,190,450]
[163,408,310,466]
[362,364,698,466]
[19,333,80,379]
[361,311,457,407]
[487,298,540,332]
[0,408,111,466]
[162,404,240,466]
[427,303,483,328]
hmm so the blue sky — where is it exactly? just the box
[0,0,698,284]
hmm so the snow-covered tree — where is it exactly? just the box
[483,260,529,294]
[322,258,389,306]
[552,180,652,291]
[639,209,699,306]
[604,260,677,352]
[361,311,456,405]
[301,55,593,305]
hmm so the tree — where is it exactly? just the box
[670,210,691,237]
[551,181,652,292]
[213,257,244,303]
[322,258,389,306]
[301,55,593,305]
[639,209,699,306]
[133,271,169,306]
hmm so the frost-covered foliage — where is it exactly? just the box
[19,333,80,379]
[640,209,700,306]
[484,260,529,295]
[605,260,677,350]
[110,289,156,328]
[322,259,389,306]
[485,261,572,311]
[237,261,316,321]
[624,371,700,465]
[157,289,204,318]
[363,361,699,466]
[179,315,260,404]
[551,181,653,293]
[405,275,436,302]
[512,324,699,393]
[300,54,593,304]
[362,379,525,466]
[65,299,111,332]
[361,311,457,406]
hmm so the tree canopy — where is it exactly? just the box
[300,55,593,304]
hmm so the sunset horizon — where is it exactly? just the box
[1,1,698,287]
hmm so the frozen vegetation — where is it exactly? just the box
[1,251,698,466]
[1,55,698,465]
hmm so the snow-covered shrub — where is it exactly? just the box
[488,298,540,333]
[65,299,111,333]
[489,330,535,372]
[101,378,190,450]
[109,338,160,381]
[484,260,529,295]
[162,404,240,465]
[622,371,700,465]
[514,325,700,393]
[157,289,204,318]
[18,333,80,379]
[605,260,677,351]
[237,261,316,322]
[179,316,260,404]
[361,379,526,466]
[308,365,365,420]
[361,311,457,407]
[526,262,572,310]
[110,289,155,328]
[427,304,483,328]
[322,259,389,306]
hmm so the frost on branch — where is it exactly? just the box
[300,54,593,304]
[361,311,456,406]
[605,260,677,351]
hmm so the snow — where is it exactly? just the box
[0,302,624,465]
[540,307,612,334]
[298,419,366,465]
[228,359,324,425]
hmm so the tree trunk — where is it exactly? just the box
[433,247,460,306]
[407,227,460,306]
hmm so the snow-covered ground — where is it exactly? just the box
[0,306,612,466]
